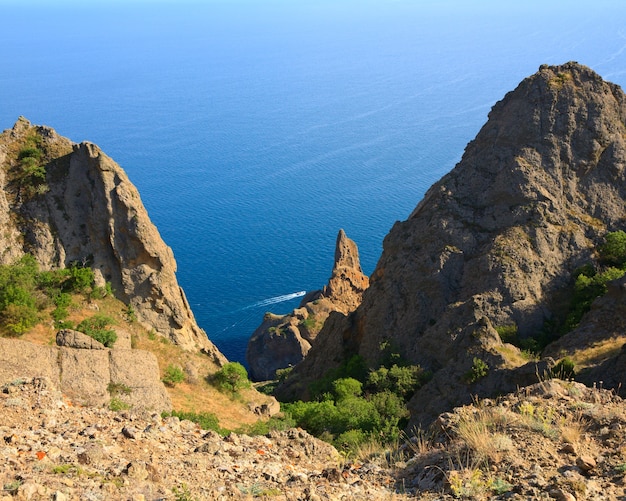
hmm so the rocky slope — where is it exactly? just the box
[3,375,626,500]
[277,62,626,425]
[0,118,225,361]
[0,377,406,501]
[246,229,369,381]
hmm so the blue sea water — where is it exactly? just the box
[1,0,625,363]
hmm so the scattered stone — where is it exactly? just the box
[576,454,597,472]
[121,426,139,439]
[550,488,576,501]
[0,378,405,500]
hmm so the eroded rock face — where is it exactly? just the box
[278,63,626,424]
[246,229,369,381]
[0,118,226,362]
[0,337,171,412]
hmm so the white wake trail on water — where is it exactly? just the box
[243,290,306,310]
[214,290,307,334]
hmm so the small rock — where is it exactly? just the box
[53,492,68,501]
[121,426,139,439]
[125,461,149,481]
[80,426,98,438]
[549,488,576,501]
[77,443,103,465]
[561,443,577,455]
[576,454,596,472]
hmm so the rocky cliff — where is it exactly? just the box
[278,62,626,425]
[246,229,368,381]
[0,118,226,362]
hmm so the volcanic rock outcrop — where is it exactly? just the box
[246,229,368,381]
[278,62,626,425]
[0,118,226,362]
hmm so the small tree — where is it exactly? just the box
[213,362,251,393]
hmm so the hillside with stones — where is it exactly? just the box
[277,62,626,426]
[3,374,626,500]
[0,118,225,360]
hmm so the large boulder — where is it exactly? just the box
[56,329,106,350]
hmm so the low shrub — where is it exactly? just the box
[162,410,227,435]
[464,357,489,383]
[213,362,251,393]
[76,314,117,347]
[599,230,626,267]
[163,364,186,387]
[550,357,576,379]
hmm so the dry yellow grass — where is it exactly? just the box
[454,408,514,465]
[19,292,270,430]
[569,335,626,369]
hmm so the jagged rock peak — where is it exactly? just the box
[0,118,226,363]
[246,229,368,381]
[334,229,362,271]
[322,229,369,310]
[277,63,626,424]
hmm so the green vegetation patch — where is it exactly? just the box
[162,364,186,387]
[212,362,252,393]
[76,314,117,347]
[464,357,489,384]
[281,350,430,455]
[0,254,105,337]
[162,410,228,436]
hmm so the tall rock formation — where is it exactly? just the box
[0,118,226,362]
[246,229,368,381]
[278,63,626,424]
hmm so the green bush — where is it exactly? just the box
[64,265,95,293]
[76,314,117,347]
[0,255,104,337]
[309,355,368,398]
[550,357,576,379]
[599,230,626,267]
[109,397,131,411]
[90,281,114,300]
[18,146,42,161]
[163,364,186,387]
[16,143,47,196]
[2,303,39,336]
[565,266,625,331]
[335,429,368,452]
[237,414,296,436]
[162,410,227,435]
[495,324,518,344]
[464,357,489,383]
[367,363,429,399]
[213,362,251,393]
[332,377,362,400]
